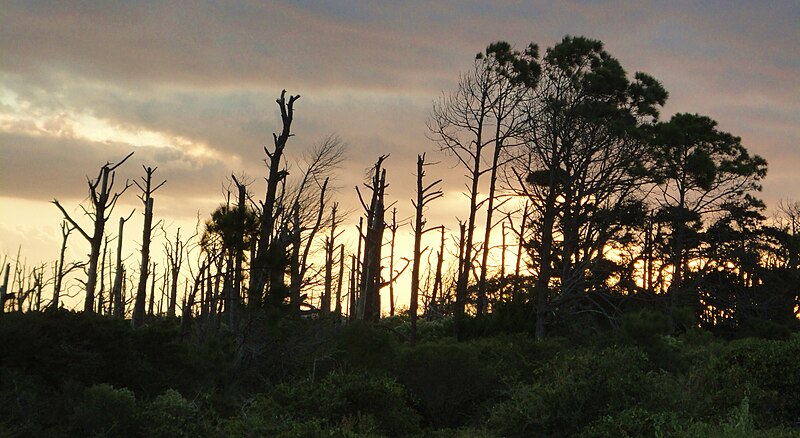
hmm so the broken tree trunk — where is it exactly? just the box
[410,153,443,339]
[356,155,389,321]
[133,166,165,328]
[52,152,133,312]
[251,90,301,305]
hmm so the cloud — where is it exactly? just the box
[0,131,231,204]
[1,0,799,273]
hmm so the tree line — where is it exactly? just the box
[1,35,797,341]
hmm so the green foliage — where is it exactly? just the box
[487,345,679,436]
[579,407,684,437]
[227,370,420,437]
[70,384,138,437]
[2,303,800,436]
[336,321,398,371]
[396,340,499,427]
[139,389,208,438]
[700,336,800,426]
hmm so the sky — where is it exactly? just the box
[1,1,798,308]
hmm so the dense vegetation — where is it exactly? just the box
[2,309,799,437]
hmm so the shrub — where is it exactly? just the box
[579,407,684,437]
[336,322,398,371]
[232,370,420,437]
[70,384,138,437]
[396,340,499,428]
[139,389,213,437]
[487,345,675,436]
[701,337,800,426]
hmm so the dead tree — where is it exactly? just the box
[52,221,73,309]
[230,176,247,320]
[323,203,343,315]
[148,262,157,316]
[410,153,443,338]
[356,155,389,321]
[132,166,165,327]
[335,244,344,320]
[512,201,530,296]
[387,208,399,317]
[101,236,110,314]
[112,212,134,318]
[291,178,329,314]
[251,90,301,306]
[52,152,133,312]
[0,262,8,315]
[348,254,357,319]
[165,228,186,318]
[429,226,446,314]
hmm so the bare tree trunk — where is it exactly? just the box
[148,262,157,317]
[500,220,507,300]
[455,221,467,339]
[133,166,164,328]
[233,180,246,315]
[0,263,8,315]
[410,153,443,339]
[323,204,339,315]
[251,91,301,305]
[388,208,398,317]
[430,227,445,314]
[348,254,357,320]
[112,217,127,318]
[53,222,73,310]
[52,152,133,312]
[289,204,302,313]
[357,156,389,321]
[293,178,329,314]
[35,268,42,311]
[335,244,344,321]
[514,202,529,295]
[166,229,184,318]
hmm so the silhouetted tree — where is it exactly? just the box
[112,213,134,318]
[251,90,301,306]
[649,113,767,319]
[132,166,165,328]
[513,36,667,339]
[52,152,134,312]
[410,153,443,338]
[356,155,389,321]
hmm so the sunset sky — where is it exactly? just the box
[1,1,798,301]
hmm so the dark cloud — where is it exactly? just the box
[0,131,232,204]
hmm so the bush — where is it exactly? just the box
[396,340,499,428]
[139,389,213,437]
[335,322,398,371]
[229,370,420,437]
[700,336,800,426]
[487,345,677,436]
[70,384,138,437]
[579,407,684,437]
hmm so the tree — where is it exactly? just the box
[52,152,134,312]
[164,228,188,318]
[356,155,389,321]
[251,90,301,306]
[649,113,767,319]
[322,203,343,315]
[132,166,165,327]
[52,221,86,310]
[410,153,443,339]
[513,36,667,339]
[111,212,134,318]
[429,42,539,335]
